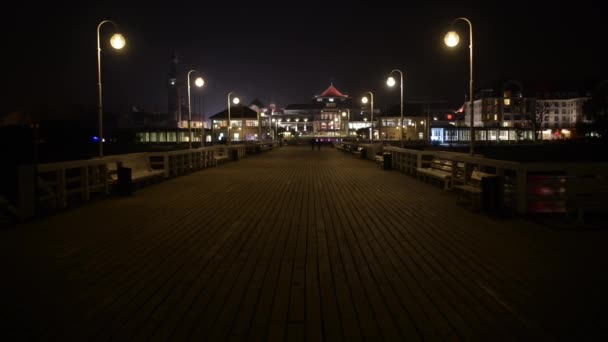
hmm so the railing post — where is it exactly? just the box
[57,169,67,209]
[163,154,169,178]
[17,165,37,220]
[81,166,90,201]
[516,167,527,214]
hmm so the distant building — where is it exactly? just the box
[208,100,272,142]
[279,84,379,139]
[462,80,592,140]
[167,52,182,123]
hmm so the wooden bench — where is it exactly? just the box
[337,143,353,152]
[374,153,384,168]
[213,149,229,165]
[416,159,454,189]
[569,174,608,223]
[452,170,496,210]
[109,155,165,188]
[108,153,165,195]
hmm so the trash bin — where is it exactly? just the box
[480,176,500,214]
[360,148,367,159]
[117,166,133,196]
[231,148,239,161]
[383,152,392,170]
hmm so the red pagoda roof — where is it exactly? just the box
[319,84,345,97]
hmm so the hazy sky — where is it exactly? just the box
[4,3,606,118]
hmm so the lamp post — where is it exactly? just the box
[304,118,308,132]
[96,20,125,158]
[387,69,404,147]
[187,70,204,149]
[361,92,374,142]
[227,92,240,144]
[258,110,267,141]
[341,109,350,137]
[445,17,474,155]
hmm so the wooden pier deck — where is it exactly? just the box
[1,145,608,340]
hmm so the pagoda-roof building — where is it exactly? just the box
[314,83,349,103]
[318,84,347,98]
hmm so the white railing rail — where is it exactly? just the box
[19,146,243,219]
[384,147,608,214]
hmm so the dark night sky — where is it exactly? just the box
[4,3,606,118]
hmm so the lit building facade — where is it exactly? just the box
[279,84,379,139]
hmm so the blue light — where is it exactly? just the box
[92,136,100,142]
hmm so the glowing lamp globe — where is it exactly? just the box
[387,76,396,87]
[110,33,126,49]
[361,96,369,104]
[444,31,459,47]
[195,77,204,88]
[233,97,240,105]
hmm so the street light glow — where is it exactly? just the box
[444,31,459,47]
[342,111,346,117]
[233,97,240,104]
[194,77,204,87]
[387,76,396,87]
[110,33,126,49]
[361,96,369,104]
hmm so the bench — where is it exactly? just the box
[569,174,608,223]
[374,153,384,167]
[416,159,454,189]
[109,155,165,191]
[337,143,353,152]
[452,170,496,210]
[213,149,229,165]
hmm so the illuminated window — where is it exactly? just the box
[504,98,511,106]
[494,114,498,121]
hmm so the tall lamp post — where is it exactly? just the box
[445,17,474,155]
[341,109,350,138]
[187,70,204,149]
[258,110,267,141]
[387,69,404,147]
[361,92,374,142]
[96,20,126,158]
[227,92,240,144]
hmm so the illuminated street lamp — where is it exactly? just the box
[341,109,350,137]
[303,118,308,132]
[445,17,474,155]
[227,92,240,144]
[361,92,374,142]
[96,20,125,157]
[187,70,204,149]
[387,69,404,147]
[258,110,267,141]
